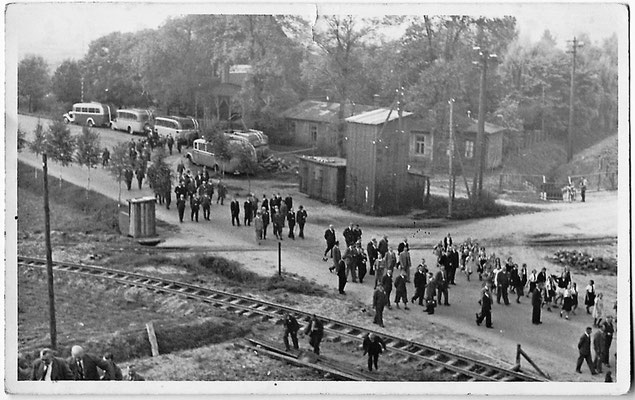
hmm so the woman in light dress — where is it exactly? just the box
[593,292,605,327]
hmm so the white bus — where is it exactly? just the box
[63,102,113,127]
[111,109,151,135]
[153,116,199,144]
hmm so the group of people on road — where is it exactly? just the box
[230,193,308,244]
[22,345,145,382]
[576,317,615,379]
[173,167,227,223]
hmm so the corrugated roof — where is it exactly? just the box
[345,108,413,125]
[283,100,376,123]
[465,119,510,135]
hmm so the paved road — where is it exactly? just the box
[15,114,622,382]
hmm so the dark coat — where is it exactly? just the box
[324,228,336,245]
[244,201,253,217]
[363,335,386,355]
[480,291,492,312]
[532,288,542,307]
[381,274,393,293]
[372,288,388,309]
[377,238,388,257]
[336,260,347,278]
[230,200,240,216]
[296,209,307,224]
[68,354,114,381]
[578,333,592,356]
[413,270,427,289]
[287,211,296,227]
[343,227,355,246]
[262,198,269,211]
[31,357,73,381]
[435,270,448,290]
[394,275,407,294]
[367,241,378,261]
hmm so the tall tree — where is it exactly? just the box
[108,142,135,205]
[309,15,380,156]
[75,126,102,194]
[28,120,47,178]
[45,120,76,188]
[18,55,50,112]
[51,59,82,105]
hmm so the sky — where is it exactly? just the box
[6,2,627,69]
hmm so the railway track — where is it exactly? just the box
[18,256,545,382]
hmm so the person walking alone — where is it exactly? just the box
[363,333,386,372]
[336,259,347,295]
[532,283,543,324]
[411,263,427,306]
[296,206,307,239]
[323,225,336,261]
[476,286,493,328]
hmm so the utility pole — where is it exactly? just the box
[541,83,546,139]
[42,153,57,349]
[448,98,455,218]
[472,47,497,199]
[567,37,583,162]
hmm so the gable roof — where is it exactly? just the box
[283,100,376,123]
[345,108,413,125]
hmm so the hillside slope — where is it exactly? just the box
[552,134,618,179]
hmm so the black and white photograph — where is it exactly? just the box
[3,1,631,396]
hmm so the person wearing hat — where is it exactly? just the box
[476,286,493,328]
[296,205,308,239]
[372,285,388,327]
[363,333,387,372]
[282,312,300,351]
[31,348,73,381]
[576,327,597,375]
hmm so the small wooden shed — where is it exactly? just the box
[127,196,157,238]
[297,156,346,204]
[344,108,416,215]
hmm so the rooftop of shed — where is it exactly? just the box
[283,100,376,123]
[345,108,414,125]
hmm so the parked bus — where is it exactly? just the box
[111,109,151,135]
[186,138,257,175]
[153,116,200,145]
[63,102,113,127]
[224,129,269,160]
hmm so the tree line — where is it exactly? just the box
[19,15,618,154]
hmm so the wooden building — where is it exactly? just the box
[344,108,421,215]
[297,156,347,204]
[283,100,375,154]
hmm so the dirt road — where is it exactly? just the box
[15,114,622,382]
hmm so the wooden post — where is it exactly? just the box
[278,241,282,277]
[43,153,57,349]
[448,99,455,218]
[519,345,550,380]
[499,174,504,193]
[146,321,160,357]
[516,343,521,366]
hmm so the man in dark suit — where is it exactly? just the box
[447,245,460,285]
[31,348,73,381]
[296,206,307,239]
[436,265,450,306]
[476,286,493,328]
[68,345,115,381]
[367,238,378,275]
[593,325,606,373]
[230,198,241,226]
[243,199,253,226]
[532,283,543,324]
[576,327,597,375]
[323,225,336,261]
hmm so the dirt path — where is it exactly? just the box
[16,114,621,382]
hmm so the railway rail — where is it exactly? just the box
[18,256,545,382]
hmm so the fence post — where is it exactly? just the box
[597,172,601,191]
[278,241,282,277]
[499,174,503,193]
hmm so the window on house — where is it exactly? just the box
[309,124,318,143]
[465,140,475,159]
[412,131,431,157]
